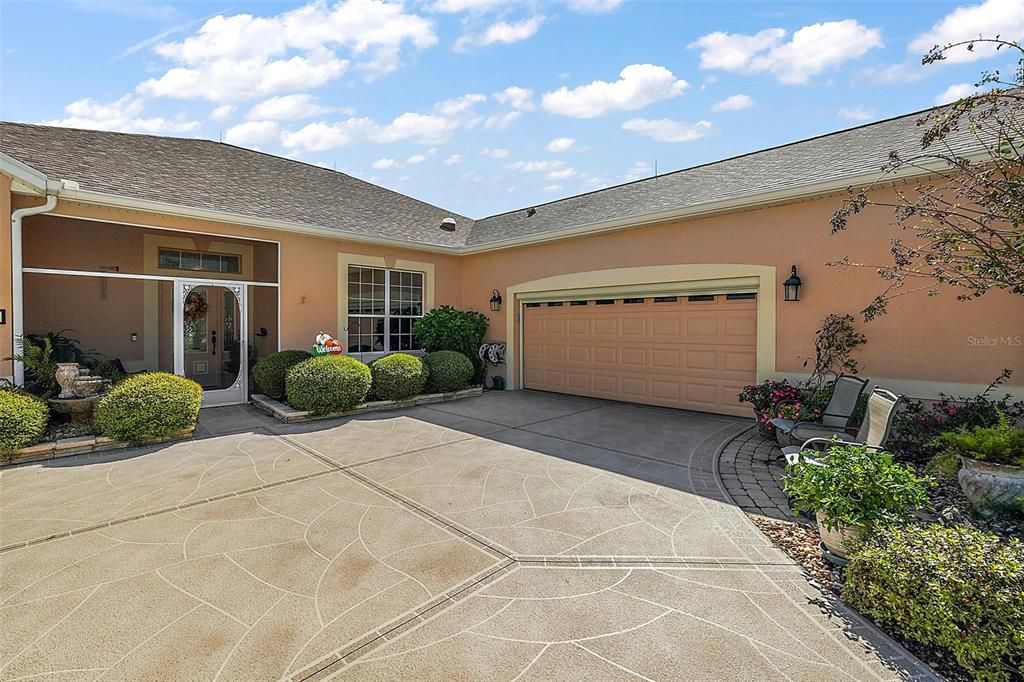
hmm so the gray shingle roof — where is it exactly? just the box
[467,107,977,247]
[0,122,473,247]
[0,106,974,250]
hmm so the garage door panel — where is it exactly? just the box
[524,294,757,416]
[568,319,590,335]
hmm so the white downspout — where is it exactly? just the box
[10,182,61,385]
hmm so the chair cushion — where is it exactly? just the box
[791,423,847,441]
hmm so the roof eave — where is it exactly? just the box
[49,187,463,254]
[0,151,50,195]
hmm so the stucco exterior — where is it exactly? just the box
[4,177,1022,402]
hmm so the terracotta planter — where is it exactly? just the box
[958,456,1024,509]
[815,512,863,560]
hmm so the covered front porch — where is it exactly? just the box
[18,212,280,406]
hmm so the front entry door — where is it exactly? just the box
[174,280,247,406]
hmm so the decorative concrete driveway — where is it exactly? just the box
[0,392,931,681]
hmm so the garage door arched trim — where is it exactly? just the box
[503,264,777,391]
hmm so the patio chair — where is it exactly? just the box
[783,388,904,465]
[770,375,869,443]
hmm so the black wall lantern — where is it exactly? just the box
[783,265,802,302]
[489,289,503,311]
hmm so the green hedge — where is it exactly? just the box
[414,306,489,383]
[286,355,371,415]
[0,391,48,453]
[423,351,474,393]
[253,350,311,400]
[370,353,427,401]
[94,372,202,443]
[843,524,1024,681]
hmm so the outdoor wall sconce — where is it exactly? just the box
[489,289,503,311]
[783,265,802,302]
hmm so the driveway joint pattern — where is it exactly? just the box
[0,393,935,681]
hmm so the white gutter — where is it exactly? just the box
[10,180,63,385]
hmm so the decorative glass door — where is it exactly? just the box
[174,280,247,406]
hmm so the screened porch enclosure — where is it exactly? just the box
[21,215,279,404]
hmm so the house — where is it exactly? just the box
[2,108,1021,413]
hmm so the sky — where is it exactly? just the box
[1,0,1022,218]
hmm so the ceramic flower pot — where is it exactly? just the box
[958,456,1024,510]
[815,512,863,560]
[55,363,80,399]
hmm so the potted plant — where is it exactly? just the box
[937,413,1024,510]
[738,379,802,436]
[782,442,932,559]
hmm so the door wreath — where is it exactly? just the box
[184,291,209,322]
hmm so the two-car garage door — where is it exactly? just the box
[523,293,757,416]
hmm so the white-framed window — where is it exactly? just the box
[347,266,424,354]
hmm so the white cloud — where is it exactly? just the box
[546,137,575,152]
[621,118,714,143]
[624,161,652,181]
[480,147,510,158]
[935,82,978,105]
[372,157,400,169]
[434,93,486,117]
[455,15,544,50]
[838,106,875,122]
[909,0,1024,63]
[483,111,521,130]
[139,49,350,102]
[139,0,437,102]
[431,0,504,12]
[210,104,236,121]
[542,64,687,118]
[444,153,462,165]
[543,184,563,192]
[493,86,535,110]
[508,159,575,180]
[406,153,427,164]
[564,0,622,13]
[710,93,753,112]
[224,120,281,146]
[41,94,200,134]
[281,121,354,152]
[247,93,329,120]
[689,20,883,84]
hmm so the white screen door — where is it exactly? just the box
[174,279,248,406]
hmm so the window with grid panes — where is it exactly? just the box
[347,266,424,354]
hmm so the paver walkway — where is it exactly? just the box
[718,426,792,520]
[0,391,935,680]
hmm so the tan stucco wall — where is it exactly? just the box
[459,187,1024,395]
[11,196,464,354]
[7,185,1022,400]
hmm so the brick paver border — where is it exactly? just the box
[718,426,792,520]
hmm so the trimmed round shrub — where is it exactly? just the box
[253,350,312,400]
[423,350,474,393]
[0,391,48,453]
[286,355,371,415]
[94,372,202,443]
[843,524,1024,681]
[370,353,427,401]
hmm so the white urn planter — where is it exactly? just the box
[958,457,1024,510]
[815,512,863,560]
[55,363,80,399]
